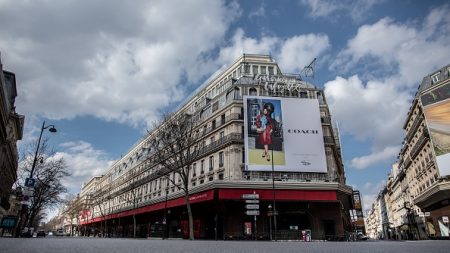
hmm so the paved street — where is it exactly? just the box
[1,238,449,253]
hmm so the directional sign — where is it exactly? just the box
[241,194,259,200]
[25,178,36,188]
[425,212,431,217]
[245,200,260,204]
[246,210,260,216]
[443,216,449,223]
[245,204,260,209]
[22,188,34,197]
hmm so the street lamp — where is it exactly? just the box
[271,132,278,241]
[268,204,272,241]
[163,188,168,239]
[22,121,56,233]
[29,121,57,179]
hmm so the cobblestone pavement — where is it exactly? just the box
[1,237,449,253]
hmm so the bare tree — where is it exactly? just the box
[62,194,83,236]
[127,188,139,238]
[149,112,201,240]
[18,138,70,231]
[91,185,111,237]
[91,192,106,237]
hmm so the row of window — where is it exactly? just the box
[192,151,224,176]
[96,148,228,213]
[191,62,278,116]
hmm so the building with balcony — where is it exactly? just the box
[365,195,381,239]
[79,54,353,240]
[0,54,24,220]
[365,186,391,240]
[404,64,450,238]
[367,64,450,240]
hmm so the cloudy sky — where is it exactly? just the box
[1,0,449,213]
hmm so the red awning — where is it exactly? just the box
[81,188,337,225]
[80,189,214,225]
[218,188,337,201]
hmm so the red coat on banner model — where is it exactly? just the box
[256,114,273,145]
[255,102,275,161]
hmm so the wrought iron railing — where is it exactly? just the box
[242,171,335,182]
[410,134,428,159]
[405,116,423,142]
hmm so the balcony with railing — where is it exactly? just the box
[405,115,423,142]
[410,134,428,159]
[104,133,244,199]
[321,116,331,125]
[323,136,335,146]
[200,113,243,138]
[242,170,335,183]
[403,157,412,170]
[198,133,243,157]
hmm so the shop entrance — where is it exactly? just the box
[277,213,311,240]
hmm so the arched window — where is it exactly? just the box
[249,87,257,96]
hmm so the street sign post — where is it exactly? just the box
[25,178,35,188]
[22,187,33,197]
[246,210,260,216]
[241,194,259,200]
[242,192,260,240]
[245,204,260,209]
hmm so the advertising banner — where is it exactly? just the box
[420,82,450,176]
[243,96,327,172]
[352,190,362,212]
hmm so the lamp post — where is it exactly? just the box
[29,121,57,179]
[271,134,278,241]
[268,204,272,241]
[163,188,168,239]
[23,121,56,233]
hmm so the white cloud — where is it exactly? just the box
[299,0,340,18]
[326,5,450,169]
[350,145,400,170]
[331,6,450,87]
[324,75,410,150]
[278,34,330,73]
[0,0,240,128]
[213,29,330,74]
[248,2,265,18]
[0,0,332,130]
[56,141,115,193]
[299,0,382,22]
[360,179,386,212]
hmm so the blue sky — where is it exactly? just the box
[1,0,450,213]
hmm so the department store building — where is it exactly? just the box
[80,54,354,240]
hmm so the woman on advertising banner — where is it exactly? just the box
[256,102,274,161]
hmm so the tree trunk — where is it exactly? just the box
[184,193,194,240]
[133,214,136,238]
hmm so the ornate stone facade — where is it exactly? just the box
[0,54,24,219]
